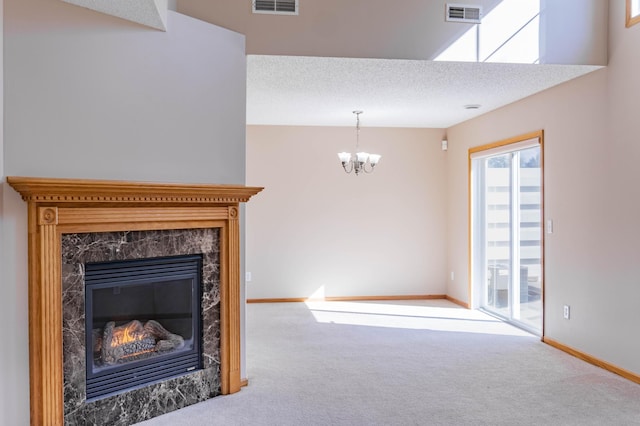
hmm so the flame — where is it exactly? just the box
[111,321,145,346]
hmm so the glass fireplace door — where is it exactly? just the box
[85,255,202,400]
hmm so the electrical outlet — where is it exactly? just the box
[563,305,570,319]
[245,272,252,282]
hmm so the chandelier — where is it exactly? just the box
[337,111,381,175]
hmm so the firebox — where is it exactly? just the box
[85,254,203,401]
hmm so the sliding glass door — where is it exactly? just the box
[470,135,543,335]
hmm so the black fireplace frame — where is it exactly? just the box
[84,254,203,401]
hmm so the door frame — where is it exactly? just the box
[468,130,545,337]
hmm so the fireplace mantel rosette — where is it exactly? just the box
[7,177,263,426]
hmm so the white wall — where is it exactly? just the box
[179,0,606,65]
[540,0,608,65]
[599,0,640,371]
[179,0,499,60]
[5,5,245,183]
[246,125,447,300]
[2,1,246,423]
[446,2,640,375]
[0,0,11,423]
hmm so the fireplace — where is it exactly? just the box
[7,176,263,425]
[85,255,203,400]
[60,228,221,424]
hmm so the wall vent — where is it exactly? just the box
[445,3,482,24]
[253,0,298,15]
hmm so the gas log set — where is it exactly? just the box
[95,319,185,366]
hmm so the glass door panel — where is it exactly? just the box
[472,142,542,335]
[485,153,512,318]
[517,147,542,331]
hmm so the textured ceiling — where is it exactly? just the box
[247,55,602,128]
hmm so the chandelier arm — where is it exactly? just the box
[342,161,354,174]
[356,159,366,175]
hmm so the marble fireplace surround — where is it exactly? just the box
[7,177,263,426]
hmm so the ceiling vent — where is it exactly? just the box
[445,3,482,24]
[253,0,298,15]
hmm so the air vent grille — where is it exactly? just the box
[253,0,298,15]
[446,3,482,24]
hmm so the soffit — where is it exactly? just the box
[247,55,602,128]
[61,0,168,30]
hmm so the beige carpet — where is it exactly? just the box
[140,299,640,425]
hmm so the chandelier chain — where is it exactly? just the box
[355,110,361,151]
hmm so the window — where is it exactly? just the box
[627,0,640,27]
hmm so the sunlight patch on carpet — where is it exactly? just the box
[304,300,533,337]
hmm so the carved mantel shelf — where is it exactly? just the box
[7,176,261,206]
[7,177,263,426]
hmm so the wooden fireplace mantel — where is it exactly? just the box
[7,176,261,206]
[7,176,263,426]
